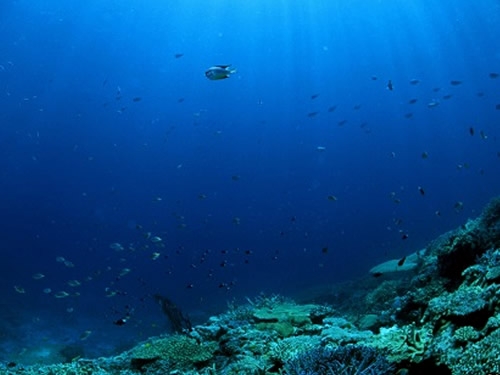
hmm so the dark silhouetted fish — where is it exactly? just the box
[397,256,407,267]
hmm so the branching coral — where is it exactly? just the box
[283,344,393,375]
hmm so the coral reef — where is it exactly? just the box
[3,196,500,375]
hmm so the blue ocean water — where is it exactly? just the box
[1,0,499,363]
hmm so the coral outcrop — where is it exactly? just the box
[3,196,500,375]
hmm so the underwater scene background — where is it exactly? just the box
[1,0,500,372]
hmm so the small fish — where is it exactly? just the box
[489,72,499,79]
[311,94,320,99]
[421,151,429,159]
[371,76,378,81]
[43,288,52,294]
[477,92,485,97]
[151,252,161,260]
[321,247,328,254]
[454,201,464,212]
[132,97,142,102]
[80,330,92,341]
[110,242,124,251]
[231,175,240,181]
[56,256,66,263]
[469,127,475,136]
[328,105,337,112]
[174,53,184,59]
[119,268,131,277]
[418,186,425,196]
[353,104,361,110]
[496,104,500,110]
[427,101,440,108]
[480,130,487,140]
[316,146,326,152]
[450,80,462,86]
[387,80,393,91]
[150,236,163,243]
[54,291,70,298]
[32,273,45,280]
[432,87,441,92]
[404,113,413,119]
[327,195,337,201]
[205,65,236,80]
[67,280,81,287]
[409,79,420,85]
[14,285,26,294]
[442,94,453,100]
[401,233,409,240]
[408,98,418,104]
[307,111,319,118]
[397,256,407,267]
[338,119,347,126]
[113,317,128,326]
[232,217,241,225]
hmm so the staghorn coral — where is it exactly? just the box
[283,344,394,375]
[269,335,321,364]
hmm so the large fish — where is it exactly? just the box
[205,65,236,80]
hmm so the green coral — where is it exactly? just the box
[371,324,432,363]
[130,335,216,368]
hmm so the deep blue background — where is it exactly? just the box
[1,0,499,361]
